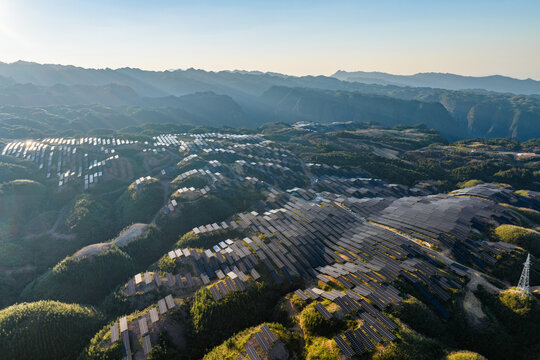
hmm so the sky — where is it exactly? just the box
[0,0,539,79]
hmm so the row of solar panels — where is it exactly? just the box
[111,295,176,359]
[209,275,247,301]
[126,271,201,296]
[240,325,278,360]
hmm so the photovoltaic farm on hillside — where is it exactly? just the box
[2,126,538,360]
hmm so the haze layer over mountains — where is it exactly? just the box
[0,61,539,140]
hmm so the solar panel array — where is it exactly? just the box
[55,132,522,358]
[1,138,128,190]
[109,293,178,359]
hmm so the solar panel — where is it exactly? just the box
[142,334,152,355]
[234,277,246,291]
[261,324,278,343]
[371,320,396,341]
[237,270,249,282]
[344,330,366,355]
[121,330,132,360]
[110,323,119,343]
[138,316,148,335]
[245,344,261,360]
[158,299,167,314]
[127,279,135,296]
[225,277,237,291]
[255,332,271,352]
[166,273,175,286]
[294,289,310,301]
[216,269,225,279]
[333,336,355,358]
[210,285,222,301]
[304,288,319,299]
[201,273,210,285]
[165,295,176,309]
[218,281,229,296]
[119,316,128,333]
[149,308,159,323]
[185,272,194,287]
[361,324,382,343]
[314,303,332,320]
[353,328,374,350]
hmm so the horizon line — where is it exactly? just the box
[1,59,539,82]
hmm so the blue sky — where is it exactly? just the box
[1,0,539,78]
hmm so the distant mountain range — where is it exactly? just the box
[0,61,539,140]
[332,70,540,95]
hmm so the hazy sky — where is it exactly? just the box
[1,0,539,79]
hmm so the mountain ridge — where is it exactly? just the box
[1,61,540,140]
[332,70,540,95]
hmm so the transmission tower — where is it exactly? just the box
[517,253,531,297]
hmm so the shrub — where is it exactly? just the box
[299,303,343,337]
[493,225,540,257]
[446,351,486,360]
[499,289,534,316]
[304,336,340,360]
[457,179,483,188]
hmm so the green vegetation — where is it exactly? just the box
[0,179,47,237]
[498,289,534,316]
[373,322,445,360]
[389,296,445,338]
[115,178,163,225]
[485,250,540,285]
[261,122,540,190]
[2,119,540,360]
[187,280,299,358]
[77,321,123,360]
[0,156,41,183]
[304,336,340,360]
[178,227,247,251]
[299,303,343,337]
[21,246,135,305]
[446,351,487,360]
[158,186,264,245]
[462,287,540,360]
[0,300,104,360]
[65,194,113,242]
[202,323,300,360]
[173,174,211,189]
[493,224,540,257]
[458,179,484,188]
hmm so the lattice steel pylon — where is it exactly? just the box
[517,253,531,297]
